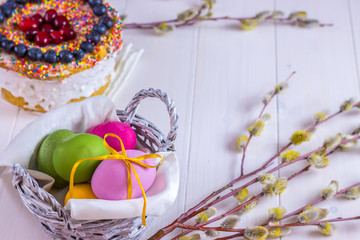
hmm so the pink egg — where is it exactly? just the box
[88,121,137,151]
[91,150,157,200]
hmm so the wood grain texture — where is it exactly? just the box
[1,0,360,239]
[0,104,18,153]
[182,0,279,238]
[276,0,360,239]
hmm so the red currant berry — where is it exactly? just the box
[50,31,63,44]
[20,18,38,32]
[42,24,54,34]
[53,15,70,30]
[35,31,50,47]
[44,9,57,24]
[59,26,76,41]
[31,14,44,27]
[25,29,39,42]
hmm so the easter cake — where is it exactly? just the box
[0,0,124,112]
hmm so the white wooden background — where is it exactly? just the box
[1,0,360,239]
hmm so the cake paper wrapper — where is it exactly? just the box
[0,96,179,220]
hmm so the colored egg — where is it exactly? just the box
[88,121,137,151]
[64,183,98,205]
[37,129,74,189]
[53,133,110,183]
[91,150,157,200]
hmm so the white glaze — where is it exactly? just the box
[0,44,142,111]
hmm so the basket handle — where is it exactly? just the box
[123,88,179,151]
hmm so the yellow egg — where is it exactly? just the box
[64,183,98,205]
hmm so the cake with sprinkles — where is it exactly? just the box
[0,0,123,112]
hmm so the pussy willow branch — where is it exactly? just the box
[174,138,354,238]
[152,134,360,240]
[259,107,347,170]
[173,165,311,239]
[215,216,360,240]
[326,126,360,156]
[183,160,360,239]
[150,108,360,240]
[175,194,264,238]
[178,133,359,224]
[194,184,360,240]
[262,181,360,226]
[178,215,360,234]
[204,103,356,208]
[178,93,359,225]
[124,16,333,29]
[268,216,360,228]
[240,71,296,176]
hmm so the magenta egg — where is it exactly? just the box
[91,150,157,200]
[88,121,137,151]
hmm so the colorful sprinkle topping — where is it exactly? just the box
[0,0,122,79]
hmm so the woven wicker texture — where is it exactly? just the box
[11,88,179,240]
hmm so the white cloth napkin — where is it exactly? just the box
[0,96,179,220]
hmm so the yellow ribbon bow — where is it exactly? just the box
[68,133,164,226]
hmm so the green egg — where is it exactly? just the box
[37,129,75,189]
[53,133,110,183]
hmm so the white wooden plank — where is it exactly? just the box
[275,0,360,239]
[0,103,18,153]
[0,110,50,240]
[0,105,33,239]
[0,168,49,240]
[182,0,280,238]
[349,0,360,88]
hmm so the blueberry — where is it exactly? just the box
[1,40,15,52]
[99,15,113,29]
[27,48,43,61]
[6,0,17,10]
[0,12,4,23]
[0,5,12,18]
[85,31,100,44]
[88,0,102,7]
[44,49,57,63]
[73,49,84,60]
[80,41,94,53]
[0,34,6,42]
[92,3,107,17]
[14,44,27,57]
[93,23,107,35]
[59,49,74,64]
[15,0,27,5]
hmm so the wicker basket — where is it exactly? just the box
[11,88,179,240]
